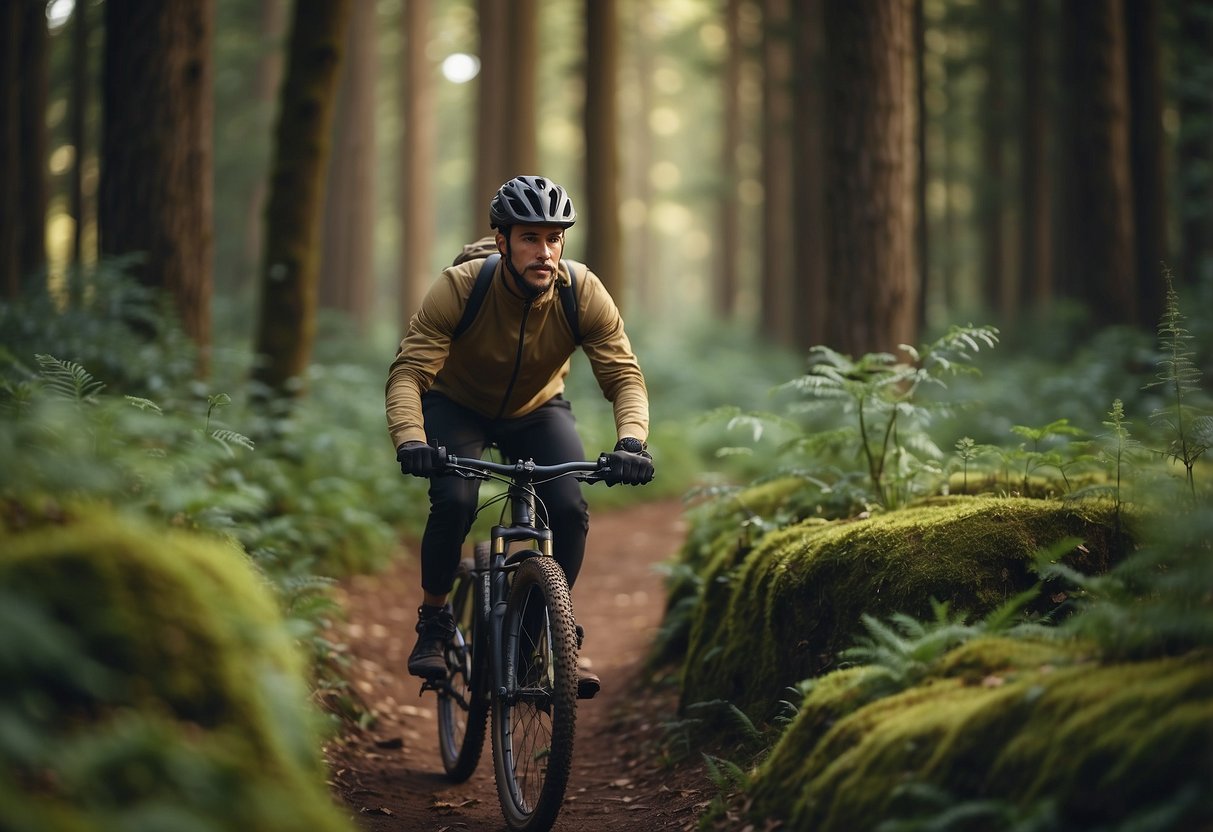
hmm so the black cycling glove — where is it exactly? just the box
[397,440,438,478]
[605,437,654,486]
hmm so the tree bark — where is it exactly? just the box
[505,0,537,176]
[1176,0,1213,287]
[821,0,918,357]
[1125,0,1167,328]
[474,0,509,228]
[0,0,21,299]
[69,0,90,281]
[253,0,352,397]
[320,0,377,332]
[913,0,929,333]
[100,0,215,362]
[19,0,49,285]
[791,0,827,352]
[717,0,742,321]
[400,0,436,325]
[1057,0,1136,327]
[623,0,655,309]
[241,0,286,290]
[585,0,623,303]
[980,0,1007,317]
[1019,0,1052,313]
[761,0,794,345]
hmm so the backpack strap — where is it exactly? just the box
[452,253,499,340]
[560,259,583,346]
[451,253,583,345]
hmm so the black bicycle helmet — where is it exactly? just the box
[489,175,577,229]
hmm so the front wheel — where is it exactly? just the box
[491,555,579,832]
[437,543,490,781]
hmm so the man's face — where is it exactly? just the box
[498,224,565,294]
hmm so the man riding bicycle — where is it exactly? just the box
[386,175,655,699]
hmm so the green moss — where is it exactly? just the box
[0,511,353,832]
[749,649,1213,830]
[651,478,809,668]
[679,497,1124,724]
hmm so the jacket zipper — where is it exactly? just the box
[494,300,531,421]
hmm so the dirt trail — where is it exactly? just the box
[325,499,710,832]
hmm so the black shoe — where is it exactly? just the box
[408,604,456,679]
[575,624,601,700]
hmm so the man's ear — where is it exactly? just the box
[495,231,507,254]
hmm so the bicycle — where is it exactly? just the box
[420,447,617,832]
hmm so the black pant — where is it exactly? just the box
[418,392,590,596]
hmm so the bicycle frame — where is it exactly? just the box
[428,448,616,831]
[433,451,608,701]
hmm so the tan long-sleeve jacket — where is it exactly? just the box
[386,257,649,450]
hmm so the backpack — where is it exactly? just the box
[450,235,584,345]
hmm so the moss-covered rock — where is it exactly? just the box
[651,477,810,668]
[749,639,1213,830]
[0,510,353,832]
[679,496,1124,724]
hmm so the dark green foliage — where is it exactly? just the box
[1145,268,1212,496]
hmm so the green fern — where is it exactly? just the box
[1145,267,1210,498]
[124,395,163,414]
[210,428,255,455]
[34,354,105,403]
[779,325,999,508]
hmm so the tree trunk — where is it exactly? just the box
[320,0,377,332]
[717,0,742,321]
[761,0,794,346]
[791,0,827,352]
[253,0,352,397]
[1176,0,1213,287]
[913,0,929,333]
[0,0,21,299]
[1125,0,1167,328]
[980,0,1007,317]
[242,0,286,290]
[69,0,90,281]
[585,0,623,303]
[100,0,215,363]
[821,0,918,357]
[19,0,49,286]
[623,0,655,309]
[1019,0,1052,313]
[505,0,537,176]
[1057,0,1136,327]
[399,0,436,325]
[474,0,509,227]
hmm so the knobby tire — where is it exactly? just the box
[437,544,490,781]
[491,555,579,832]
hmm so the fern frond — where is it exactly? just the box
[211,429,256,454]
[124,395,163,414]
[34,354,105,403]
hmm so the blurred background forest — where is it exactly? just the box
[4,0,1213,371]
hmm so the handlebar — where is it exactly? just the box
[436,447,612,483]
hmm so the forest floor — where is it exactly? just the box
[323,498,718,832]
